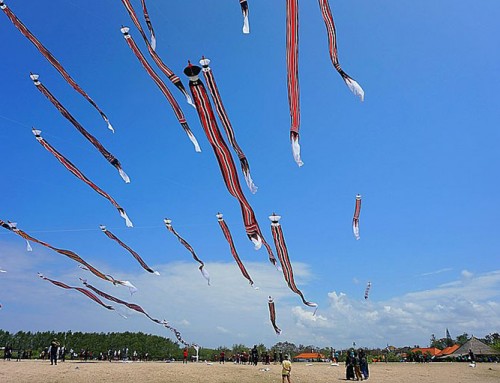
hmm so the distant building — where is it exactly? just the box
[293,352,326,362]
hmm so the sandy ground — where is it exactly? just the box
[0,360,499,383]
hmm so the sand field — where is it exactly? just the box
[0,360,499,383]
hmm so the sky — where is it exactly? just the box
[0,0,499,350]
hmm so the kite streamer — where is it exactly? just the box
[32,129,133,228]
[268,296,282,335]
[286,0,303,167]
[0,0,113,131]
[317,0,364,101]
[239,0,250,34]
[163,219,210,285]
[0,220,134,289]
[100,225,159,275]
[216,213,256,288]
[0,268,6,273]
[364,281,371,300]
[269,213,317,308]
[119,0,194,107]
[121,27,200,152]
[29,74,130,183]
[184,63,278,267]
[38,273,114,310]
[352,194,361,240]
[200,58,257,194]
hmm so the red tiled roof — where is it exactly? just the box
[437,345,460,356]
[294,353,325,359]
[411,347,441,356]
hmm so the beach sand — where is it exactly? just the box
[0,360,498,383]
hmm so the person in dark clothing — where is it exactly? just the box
[279,350,284,364]
[49,339,60,365]
[359,349,369,379]
[346,352,355,380]
[353,351,363,381]
[251,345,259,366]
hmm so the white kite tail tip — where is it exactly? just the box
[244,172,258,194]
[242,16,250,34]
[106,121,115,133]
[353,225,360,240]
[251,235,262,250]
[150,35,156,51]
[201,267,211,285]
[120,210,133,228]
[186,94,196,108]
[291,136,304,167]
[153,271,160,276]
[118,168,131,184]
[26,240,33,252]
[344,78,365,102]
[187,131,202,153]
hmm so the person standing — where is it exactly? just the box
[359,349,369,379]
[48,338,60,365]
[281,354,292,383]
[353,351,363,381]
[251,345,259,366]
[183,347,188,364]
[219,350,225,364]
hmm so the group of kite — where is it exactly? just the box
[0,0,371,343]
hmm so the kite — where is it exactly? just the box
[119,0,194,107]
[268,296,282,335]
[364,281,371,300]
[29,74,130,183]
[0,220,135,290]
[121,27,201,152]
[352,194,361,240]
[200,58,257,194]
[216,213,256,288]
[100,225,159,275]
[286,0,303,167]
[269,213,317,308]
[0,0,113,132]
[32,129,133,228]
[82,279,194,346]
[239,0,250,34]
[163,219,210,285]
[0,268,6,273]
[317,0,364,101]
[184,63,278,267]
[38,273,114,310]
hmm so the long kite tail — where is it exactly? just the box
[200,58,258,194]
[32,129,133,228]
[184,63,268,252]
[29,74,130,183]
[317,0,364,101]
[239,0,250,34]
[286,0,302,167]
[38,273,114,310]
[268,296,282,335]
[216,213,255,287]
[269,213,317,308]
[120,27,200,152]
[100,225,159,274]
[364,281,371,300]
[119,0,194,107]
[0,220,130,287]
[163,219,210,285]
[0,0,113,131]
[352,194,361,240]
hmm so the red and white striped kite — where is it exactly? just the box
[29,74,130,183]
[352,194,361,240]
[0,0,114,132]
[269,213,317,308]
[216,213,256,288]
[200,58,257,194]
[32,129,133,227]
[317,0,364,101]
[163,219,210,285]
[239,0,250,34]
[184,63,278,268]
[100,225,159,275]
[121,27,200,152]
[268,296,282,335]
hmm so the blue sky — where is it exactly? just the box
[1,0,499,349]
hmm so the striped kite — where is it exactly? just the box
[121,27,200,152]
[200,58,257,194]
[364,281,371,300]
[269,213,317,308]
[239,0,250,34]
[183,63,278,268]
[119,0,194,107]
[163,219,210,285]
[0,219,135,290]
[317,0,364,101]
[100,225,159,275]
[29,74,130,183]
[39,273,114,310]
[268,296,282,335]
[0,0,114,131]
[32,129,133,227]
[352,194,361,240]
[216,213,256,288]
